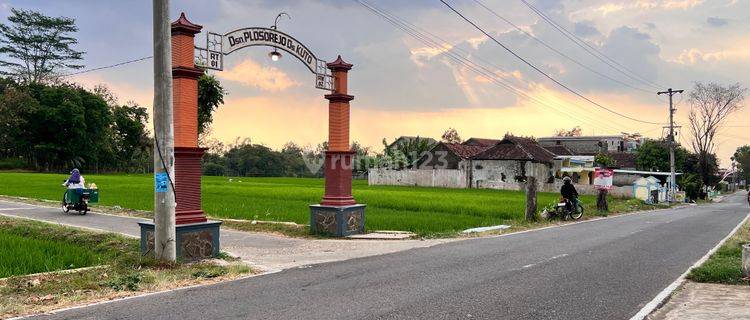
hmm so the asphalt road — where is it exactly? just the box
[24,193,750,320]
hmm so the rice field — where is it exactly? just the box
[0,229,102,278]
[0,172,594,236]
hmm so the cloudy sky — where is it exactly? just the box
[4,0,749,165]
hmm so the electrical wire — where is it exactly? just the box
[439,0,665,125]
[519,0,666,90]
[356,0,622,133]
[60,56,153,77]
[472,0,655,94]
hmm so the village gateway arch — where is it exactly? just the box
[139,13,365,260]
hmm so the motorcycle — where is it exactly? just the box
[61,181,99,215]
[548,197,584,220]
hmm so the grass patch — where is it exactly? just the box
[0,231,102,278]
[0,216,253,318]
[688,218,750,285]
[0,173,657,237]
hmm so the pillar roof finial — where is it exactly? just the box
[171,12,202,36]
[327,55,353,72]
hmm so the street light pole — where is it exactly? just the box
[658,88,683,203]
[153,0,176,261]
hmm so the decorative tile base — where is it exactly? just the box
[138,220,222,261]
[309,204,366,237]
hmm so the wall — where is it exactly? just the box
[368,168,468,188]
[471,160,551,188]
[368,163,634,198]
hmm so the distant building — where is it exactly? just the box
[538,135,643,155]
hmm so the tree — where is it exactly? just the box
[554,126,582,137]
[197,74,225,137]
[688,82,746,185]
[111,103,151,171]
[594,153,616,168]
[636,139,689,173]
[734,145,750,185]
[441,127,462,144]
[0,8,84,83]
[382,136,436,169]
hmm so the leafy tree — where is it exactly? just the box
[382,136,436,169]
[594,153,616,168]
[733,145,750,185]
[197,74,225,137]
[111,103,151,171]
[635,139,689,173]
[0,8,84,83]
[441,128,462,144]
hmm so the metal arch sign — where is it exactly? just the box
[194,27,333,91]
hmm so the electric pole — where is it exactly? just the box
[658,88,683,203]
[153,0,176,261]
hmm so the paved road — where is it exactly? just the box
[19,193,750,320]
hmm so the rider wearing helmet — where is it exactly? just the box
[561,176,579,210]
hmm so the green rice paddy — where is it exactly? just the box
[0,173,596,236]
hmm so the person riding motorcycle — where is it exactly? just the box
[561,176,579,211]
[62,168,85,189]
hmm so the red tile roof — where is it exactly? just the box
[543,145,575,156]
[472,136,556,163]
[462,138,502,147]
[442,143,491,159]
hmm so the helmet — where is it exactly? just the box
[562,176,572,183]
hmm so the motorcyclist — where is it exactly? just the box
[561,176,579,211]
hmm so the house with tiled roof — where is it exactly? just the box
[469,135,555,188]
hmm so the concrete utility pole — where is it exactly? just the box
[153,0,176,261]
[658,88,683,203]
[731,157,737,191]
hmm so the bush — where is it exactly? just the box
[680,173,702,200]
[0,157,29,170]
[202,163,226,176]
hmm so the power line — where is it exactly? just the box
[439,0,665,125]
[356,0,623,133]
[519,0,665,90]
[472,0,655,94]
[357,0,630,132]
[60,56,153,77]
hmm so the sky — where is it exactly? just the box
[3,0,749,166]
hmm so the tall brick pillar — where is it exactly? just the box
[310,56,366,236]
[171,13,206,225]
[139,13,220,261]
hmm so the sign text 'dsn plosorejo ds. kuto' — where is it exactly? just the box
[223,28,317,73]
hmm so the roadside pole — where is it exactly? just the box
[658,88,683,202]
[153,0,176,262]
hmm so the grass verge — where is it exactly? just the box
[0,216,254,318]
[688,217,750,285]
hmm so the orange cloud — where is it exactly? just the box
[217,59,299,92]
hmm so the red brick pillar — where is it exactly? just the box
[171,13,207,224]
[321,56,356,206]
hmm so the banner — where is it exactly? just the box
[594,168,614,190]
